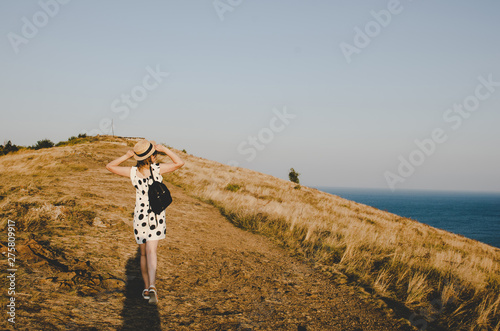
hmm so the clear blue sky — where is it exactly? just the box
[1,0,499,192]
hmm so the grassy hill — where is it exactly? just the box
[0,135,498,330]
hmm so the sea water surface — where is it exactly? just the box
[316,187,500,249]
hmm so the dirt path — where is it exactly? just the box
[119,184,407,331]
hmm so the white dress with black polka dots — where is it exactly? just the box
[130,163,167,244]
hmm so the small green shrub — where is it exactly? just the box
[56,134,96,147]
[225,183,241,192]
[33,139,54,150]
[289,168,300,184]
[0,140,19,155]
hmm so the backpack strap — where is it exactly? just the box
[149,164,158,182]
[149,163,159,228]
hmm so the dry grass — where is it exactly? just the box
[1,135,498,330]
[164,145,500,330]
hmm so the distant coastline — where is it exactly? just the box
[316,186,500,249]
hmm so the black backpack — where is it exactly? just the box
[148,164,172,216]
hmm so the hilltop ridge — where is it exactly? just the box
[0,135,498,330]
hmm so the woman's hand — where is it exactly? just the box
[156,145,185,174]
[155,144,168,153]
[126,150,135,158]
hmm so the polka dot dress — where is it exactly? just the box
[130,163,167,244]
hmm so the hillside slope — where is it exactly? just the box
[167,141,500,331]
[0,136,407,330]
[0,136,498,330]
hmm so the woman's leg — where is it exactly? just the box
[145,239,159,287]
[139,243,149,289]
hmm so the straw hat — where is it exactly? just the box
[133,139,156,161]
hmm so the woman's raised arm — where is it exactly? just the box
[155,145,185,174]
[106,150,135,177]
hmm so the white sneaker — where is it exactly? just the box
[148,286,158,304]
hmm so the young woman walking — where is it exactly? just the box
[106,139,184,304]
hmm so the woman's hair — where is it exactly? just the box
[136,151,157,170]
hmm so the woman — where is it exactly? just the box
[106,139,184,304]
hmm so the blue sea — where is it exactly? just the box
[316,187,500,249]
